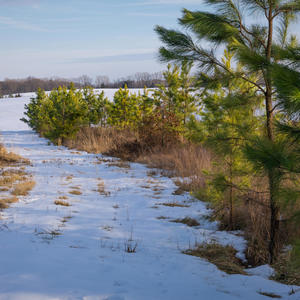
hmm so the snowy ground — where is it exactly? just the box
[0,92,298,300]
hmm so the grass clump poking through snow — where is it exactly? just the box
[0,143,33,210]
[0,196,18,209]
[0,145,29,167]
[184,243,246,275]
[12,181,36,196]
[171,217,200,227]
[97,180,110,196]
[69,190,82,195]
[124,240,138,253]
[54,200,71,207]
[157,202,190,208]
[271,250,300,286]
[258,291,282,298]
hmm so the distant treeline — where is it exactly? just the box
[0,72,165,96]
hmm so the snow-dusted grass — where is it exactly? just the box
[0,93,298,300]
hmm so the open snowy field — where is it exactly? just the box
[0,92,298,300]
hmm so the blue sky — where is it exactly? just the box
[0,0,204,80]
[1,0,299,81]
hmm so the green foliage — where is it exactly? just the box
[107,85,144,129]
[38,86,88,144]
[153,61,196,128]
[195,50,262,229]
[82,87,109,126]
[155,0,300,263]
[22,85,109,144]
[21,89,47,132]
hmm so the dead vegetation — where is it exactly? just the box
[157,202,190,208]
[0,196,18,209]
[107,160,130,169]
[64,127,140,160]
[54,200,71,207]
[124,239,138,253]
[271,250,300,286]
[258,292,282,298]
[12,181,36,196]
[0,145,29,167]
[0,143,33,210]
[171,217,200,227]
[35,228,62,241]
[64,127,210,182]
[156,216,170,220]
[184,243,246,275]
[61,126,300,283]
[97,179,110,196]
[61,215,72,224]
[69,190,82,195]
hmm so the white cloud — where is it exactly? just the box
[120,0,203,6]
[128,12,175,17]
[0,16,47,31]
[0,0,40,7]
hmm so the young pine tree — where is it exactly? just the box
[155,0,300,263]
[198,50,263,230]
[108,85,142,129]
[36,86,87,144]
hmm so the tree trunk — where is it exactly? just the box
[265,5,279,264]
[268,172,280,264]
[229,160,234,230]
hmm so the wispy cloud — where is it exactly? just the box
[69,52,156,64]
[0,16,47,31]
[0,0,40,7]
[119,0,203,6]
[127,12,175,17]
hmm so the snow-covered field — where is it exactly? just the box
[0,92,298,300]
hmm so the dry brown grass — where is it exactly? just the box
[171,217,200,227]
[271,250,300,286]
[138,143,211,182]
[1,169,27,177]
[0,196,18,209]
[64,127,211,182]
[62,215,72,223]
[59,126,299,274]
[107,160,130,169]
[54,200,71,207]
[11,181,35,196]
[258,292,282,298]
[184,243,246,275]
[0,145,29,166]
[69,190,82,195]
[156,216,170,220]
[0,170,27,188]
[64,127,139,160]
[157,202,190,208]
[70,186,81,190]
[97,180,110,196]
[0,143,33,210]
